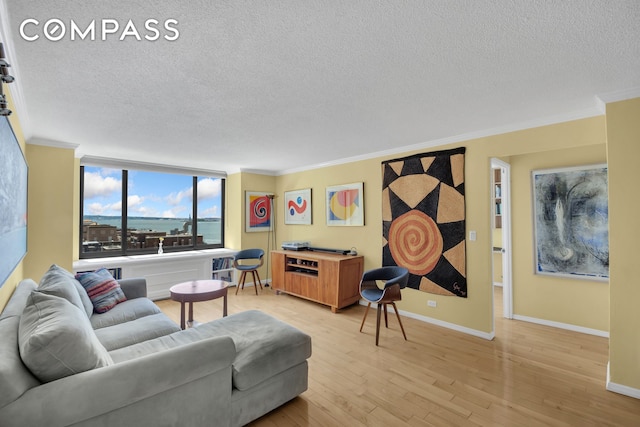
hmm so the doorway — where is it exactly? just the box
[491,159,513,322]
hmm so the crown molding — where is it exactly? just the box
[80,155,227,178]
[595,87,640,113]
[275,106,604,176]
[28,137,80,151]
[239,168,278,176]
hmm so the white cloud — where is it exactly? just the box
[199,205,219,217]
[162,206,188,218]
[85,201,121,215]
[197,178,221,201]
[84,171,121,199]
[166,187,193,206]
[127,195,158,216]
[128,195,144,209]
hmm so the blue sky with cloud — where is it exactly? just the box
[83,167,222,218]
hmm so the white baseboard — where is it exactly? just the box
[493,282,503,287]
[358,300,495,341]
[607,363,640,399]
[512,314,609,338]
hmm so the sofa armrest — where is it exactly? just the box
[0,336,236,427]
[118,277,147,299]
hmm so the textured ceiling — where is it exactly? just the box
[1,1,640,174]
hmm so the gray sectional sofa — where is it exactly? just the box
[0,265,312,426]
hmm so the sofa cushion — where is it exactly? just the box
[18,292,113,383]
[38,264,93,317]
[90,297,162,330]
[0,316,40,409]
[75,268,127,313]
[94,313,181,351]
[0,279,37,321]
[108,310,312,391]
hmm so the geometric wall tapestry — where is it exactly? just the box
[381,147,467,297]
[532,164,609,281]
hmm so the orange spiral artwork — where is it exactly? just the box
[382,147,466,297]
[388,210,443,276]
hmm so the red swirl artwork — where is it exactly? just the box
[248,194,271,230]
[381,147,467,297]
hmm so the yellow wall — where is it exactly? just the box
[275,116,607,335]
[606,97,640,390]
[0,90,27,309]
[510,145,608,331]
[0,113,610,336]
[228,172,276,281]
[225,173,242,250]
[23,144,76,279]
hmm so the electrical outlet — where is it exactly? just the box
[427,300,437,308]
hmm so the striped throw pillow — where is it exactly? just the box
[75,269,127,314]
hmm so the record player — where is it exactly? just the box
[281,241,310,251]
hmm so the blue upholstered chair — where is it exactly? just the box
[233,249,265,295]
[358,266,409,346]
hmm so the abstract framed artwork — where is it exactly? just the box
[326,182,364,226]
[0,117,28,288]
[532,164,609,281]
[381,147,467,297]
[245,191,274,232]
[284,188,312,225]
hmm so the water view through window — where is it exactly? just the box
[81,166,223,256]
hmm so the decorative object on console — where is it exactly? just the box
[532,164,609,280]
[281,241,310,251]
[381,147,467,297]
[326,182,364,226]
[284,188,312,225]
[245,191,274,232]
[0,116,27,288]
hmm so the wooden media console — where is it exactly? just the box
[271,250,364,313]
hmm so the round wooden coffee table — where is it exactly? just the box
[169,280,229,329]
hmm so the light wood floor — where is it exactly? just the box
[155,285,640,426]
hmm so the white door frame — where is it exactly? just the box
[491,158,513,320]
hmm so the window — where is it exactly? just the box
[80,165,224,258]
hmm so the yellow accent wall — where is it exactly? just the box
[274,116,607,335]
[23,144,76,279]
[606,97,640,390]
[228,172,276,281]
[510,145,608,331]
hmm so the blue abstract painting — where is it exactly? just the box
[0,117,28,287]
[532,164,608,280]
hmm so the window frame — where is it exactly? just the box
[79,165,225,259]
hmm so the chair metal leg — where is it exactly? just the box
[359,302,371,332]
[376,303,382,346]
[391,302,407,341]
